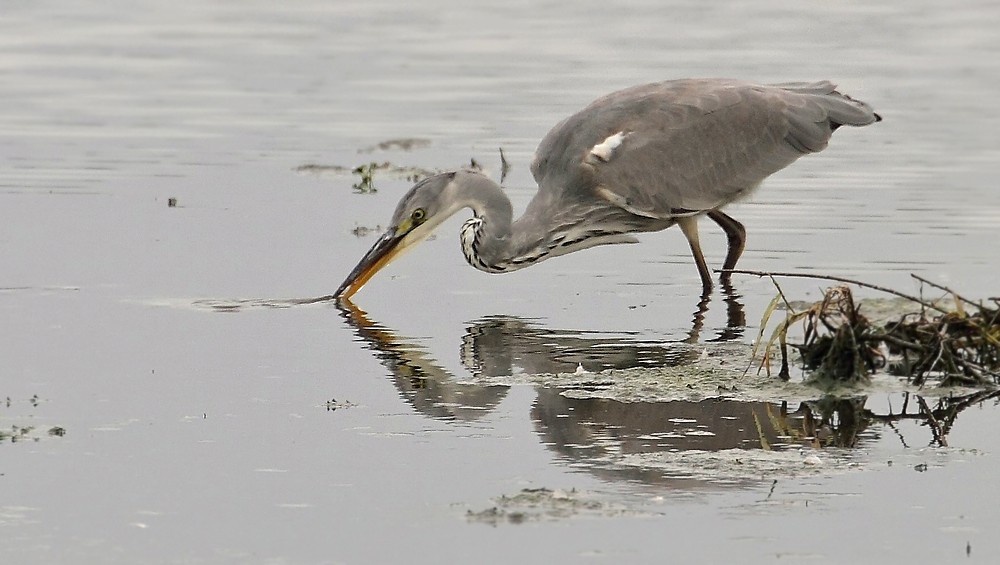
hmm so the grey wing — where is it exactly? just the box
[533,79,879,218]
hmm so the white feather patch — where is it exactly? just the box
[589,131,627,162]
[595,186,660,219]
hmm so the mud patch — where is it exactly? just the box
[464,339,973,405]
[0,395,65,445]
[357,138,431,153]
[466,488,653,525]
[295,161,440,192]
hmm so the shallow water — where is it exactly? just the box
[2,0,1000,563]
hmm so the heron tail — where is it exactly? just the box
[774,80,881,126]
[771,80,881,153]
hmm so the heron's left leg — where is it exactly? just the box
[707,210,746,283]
[677,216,713,294]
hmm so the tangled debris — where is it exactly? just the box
[743,271,1000,388]
[882,283,1000,387]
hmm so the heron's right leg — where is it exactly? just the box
[677,216,713,294]
[707,210,746,284]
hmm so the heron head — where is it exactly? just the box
[335,171,467,301]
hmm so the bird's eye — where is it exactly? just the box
[412,208,426,222]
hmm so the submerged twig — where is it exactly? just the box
[499,147,511,183]
[916,396,947,447]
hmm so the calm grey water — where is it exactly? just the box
[2,0,999,563]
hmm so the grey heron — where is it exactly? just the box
[335,79,880,301]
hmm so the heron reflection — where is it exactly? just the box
[337,303,995,487]
[338,300,509,421]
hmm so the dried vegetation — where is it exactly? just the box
[742,271,1000,388]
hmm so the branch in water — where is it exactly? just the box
[720,269,948,314]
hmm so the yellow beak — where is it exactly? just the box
[334,227,409,301]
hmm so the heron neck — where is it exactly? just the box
[462,179,646,273]
[460,174,512,239]
[460,179,570,273]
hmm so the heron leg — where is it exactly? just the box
[707,210,746,284]
[677,216,713,294]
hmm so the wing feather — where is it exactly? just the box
[531,79,879,219]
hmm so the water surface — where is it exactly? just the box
[2,0,999,563]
